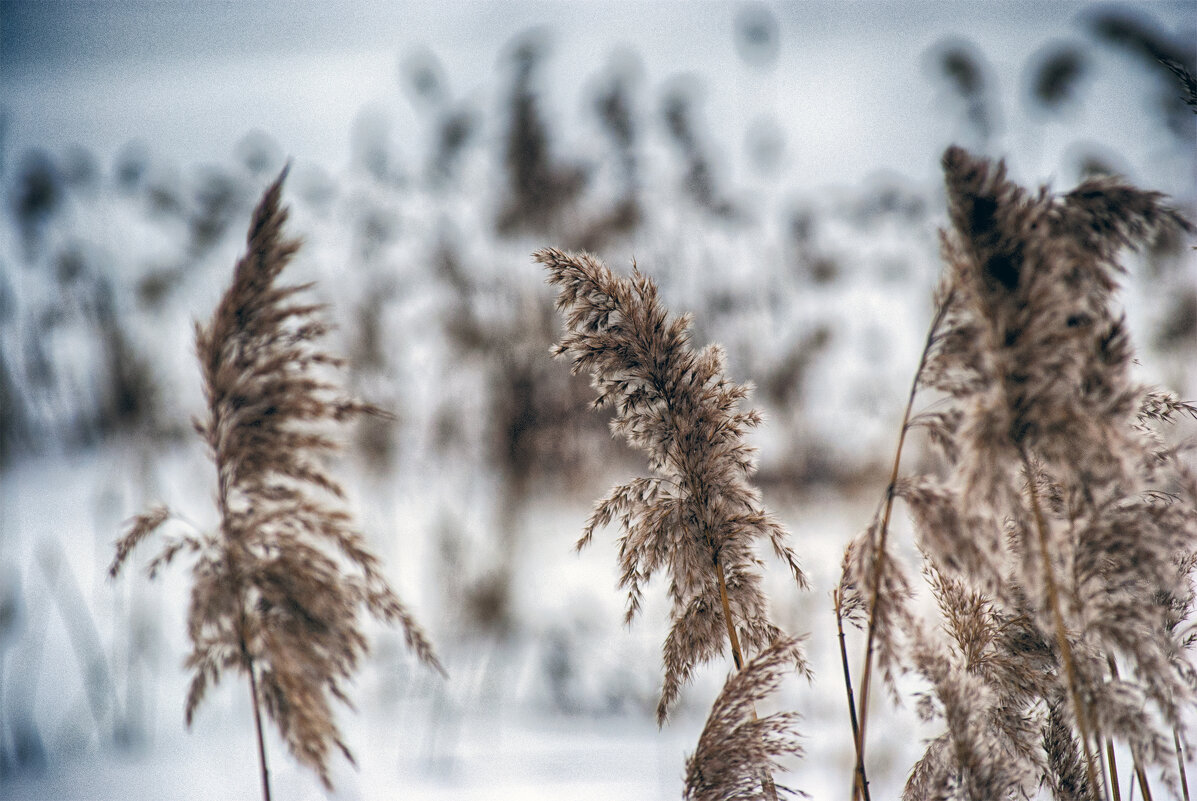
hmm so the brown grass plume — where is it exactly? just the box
[110,168,441,795]
[537,246,808,728]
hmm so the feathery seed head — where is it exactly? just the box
[111,169,441,790]
[538,246,806,725]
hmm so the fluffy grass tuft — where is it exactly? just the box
[110,168,441,797]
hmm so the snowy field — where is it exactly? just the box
[0,442,927,800]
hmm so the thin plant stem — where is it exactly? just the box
[1103,655,1121,801]
[716,554,778,801]
[1106,734,1123,801]
[238,589,271,801]
[246,653,272,801]
[1023,453,1102,801]
[1109,655,1156,801]
[854,399,911,772]
[1096,731,1113,801]
[853,292,951,801]
[715,555,745,671]
[1134,763,1154,801]
[1175,728,1191,801]
[834,591,870,801]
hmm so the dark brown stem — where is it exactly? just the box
[835,591,870,801]
[1175,728,1191,801]
[246,652,272,801]
[1101,656,1123,801]
[237,591,271,801]
[716,554,777,801]
[1108,655,1160,801]
[1023,454,1101,801]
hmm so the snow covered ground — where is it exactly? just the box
[0,440,928,800]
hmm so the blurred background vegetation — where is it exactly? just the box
[0,2,1193,797]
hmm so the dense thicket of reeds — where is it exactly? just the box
[109,170,441,797]
[537,136,1196,799]
[839,147,1196,801]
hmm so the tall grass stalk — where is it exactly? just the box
[851,286,953,801]
[1173,729,1190,801]
[539,247,809,798]
[833,583,868,801]
[109,169,441,797]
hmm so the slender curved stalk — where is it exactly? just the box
[1023,454,1101,801]
[237,595,272,801]
[853,292,951,801]
[716,556,746,672]
[1134,763,1154,801]
[1101,656,1121,801]
[1105,654,1174,801]
[834,590,870,801]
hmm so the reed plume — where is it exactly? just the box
[685,635,808,801]
[109,168,441,796]
[842,146,1196,801]
[537,247,808,730]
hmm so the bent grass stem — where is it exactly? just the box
[834,590,870,801]
[852,292,950,801]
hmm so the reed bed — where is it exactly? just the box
[91,144,1194,800]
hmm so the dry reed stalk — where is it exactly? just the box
[1105,729,1122,801]
[833,581,868,801]
[538,247,808,796]
[1173,729,1190,801]
[110,169,441,796]
[847,284,954,801]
